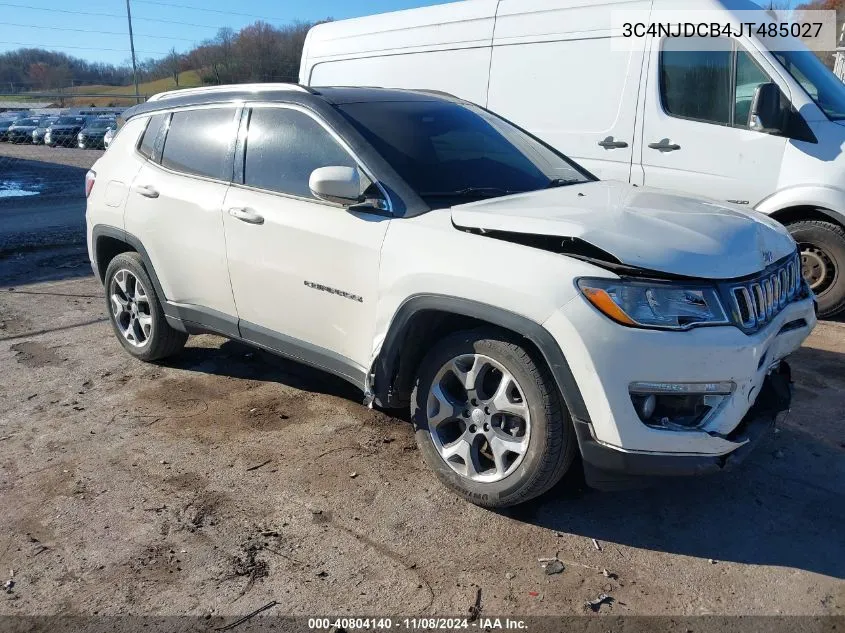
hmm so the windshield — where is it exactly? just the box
[14,118,40,126]
[773,49,845,121]
[56,116,85,125]
[336,100,592,208]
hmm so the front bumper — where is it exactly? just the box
[574,362,792,489]
[543,287,815,486]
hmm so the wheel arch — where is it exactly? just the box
[91,225,169,304]
[768,205,845,229]
[372,295,591,423]
[755,187,845,229]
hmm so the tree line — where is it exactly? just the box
[0,19,325,93]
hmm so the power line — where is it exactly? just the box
[0,41,167,55]
[0,22,197,42]
[0,2,223,29]
[133,0,285,22]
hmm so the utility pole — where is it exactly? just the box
[126,0,140,102]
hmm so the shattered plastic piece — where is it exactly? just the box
[592,538,602,551]
[585,593,614,612]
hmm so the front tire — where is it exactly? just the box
[104,252,187,362]
[788,220,845,318]
[411,329,576,508]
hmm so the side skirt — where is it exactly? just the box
[165,309,367,393]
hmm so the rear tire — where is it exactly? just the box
[787,220,845,318]
[103,252,187,362]
[411,328,576,508]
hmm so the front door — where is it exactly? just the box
[637,33,788,207]
[222,105,390,374]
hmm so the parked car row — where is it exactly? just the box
[0,112,117,149]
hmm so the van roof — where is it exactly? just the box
[122,84,463,120]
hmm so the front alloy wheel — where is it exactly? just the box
[427,354,531,483]
[412,329,576,508]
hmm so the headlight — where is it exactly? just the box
[577,278,729,330]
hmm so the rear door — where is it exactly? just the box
[124,107,240,330]
[222,104,390,372]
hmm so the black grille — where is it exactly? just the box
[729,253,802,329]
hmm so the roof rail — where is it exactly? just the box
[411,88,460,99]
[147,83,310,103]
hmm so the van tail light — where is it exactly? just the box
[85,170,96,198]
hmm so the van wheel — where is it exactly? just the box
[411,329,576,508]
[104,252,188,362]
[787,220,845,318]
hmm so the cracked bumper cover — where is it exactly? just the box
[575,363,792,490]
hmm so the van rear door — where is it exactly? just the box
[486,0,649,183]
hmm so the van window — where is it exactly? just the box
[138,114,167,161]
[660,37,733,125]
[243,107,357,199]
[161,108,236,180]
[735,51,771,127]
[773,49,845,121]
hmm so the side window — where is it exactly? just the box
[138,114,166,161]
[244,107,357,199]
[160,108,237,180]
[735,50,771,128]
[660,37,732,125]
[660,38,776,131]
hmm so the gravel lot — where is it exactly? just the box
[0,144,843,623]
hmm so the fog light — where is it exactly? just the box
[633,394,656,420]
[629,382,734,430]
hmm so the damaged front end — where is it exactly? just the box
[574,362,793,491]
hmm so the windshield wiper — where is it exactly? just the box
[420,187,527,198]
[546,178,583,189]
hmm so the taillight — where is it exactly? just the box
[85,170,96,198]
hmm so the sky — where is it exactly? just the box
[0,0,460,69]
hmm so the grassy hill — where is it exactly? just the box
[66,70,203,106]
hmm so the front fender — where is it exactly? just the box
[755,186,845,226]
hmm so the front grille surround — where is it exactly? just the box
[728,252,803,331]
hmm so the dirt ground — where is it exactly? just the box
[0,144,843,623]
[0,253,843,620]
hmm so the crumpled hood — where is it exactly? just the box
[451,181,796,279]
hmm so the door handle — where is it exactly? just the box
[228,207,264,225]
[598,136,629,149]
[134,184,159,198]
[648,139,681,152]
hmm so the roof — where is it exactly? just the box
[123,84,461,120]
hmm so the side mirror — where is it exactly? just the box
[749,83,784,133]
[309,166,361,206]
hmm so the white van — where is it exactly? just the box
[300,0,845,317]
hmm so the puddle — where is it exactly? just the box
[0,189,39,198]
[0,180,42,198]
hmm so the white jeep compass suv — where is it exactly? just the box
[86,85,817,507]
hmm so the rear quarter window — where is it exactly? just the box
[138,114,167,161]
[160,108,238,181]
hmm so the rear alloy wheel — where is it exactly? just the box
[788,220,845,318]
[104,252,187,361]
[110,269,153,348]
[412,329,576,508]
